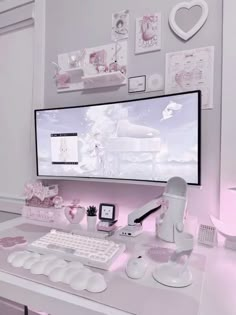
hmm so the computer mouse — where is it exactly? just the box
[86,273,107,293]
[23,256,41,270]
[30,260,50,275]
[11,252,32,268]
[7,251,25,264]
[62,266,86,284]
[44,258,68,276]
[126,256,148,279]
[49,266,68,283]
[69,270,92,291]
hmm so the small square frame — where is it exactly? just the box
[128,75,146,93]
[99,203,116,221]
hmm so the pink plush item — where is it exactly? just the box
[0,236,27,249]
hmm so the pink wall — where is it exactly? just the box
[44,179,206,231]
[46,179,164,227]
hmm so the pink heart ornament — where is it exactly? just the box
[169,0,209,41]
[64,206,85,224]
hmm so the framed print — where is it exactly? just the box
[165,46,214,109]
[135,13,161,54]
[99,203,116,221]
[128,75,146,93]
[112,9,129,41]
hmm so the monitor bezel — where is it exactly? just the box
[34,90,201,186]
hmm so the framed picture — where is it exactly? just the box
[128,75,146,93]
[112,9,129,41]
[146,73,164,92]
[99,203,116,221]
[135,13,161,54]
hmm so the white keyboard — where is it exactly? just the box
[28,230,125,270]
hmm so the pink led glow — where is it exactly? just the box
[220,184,236,224]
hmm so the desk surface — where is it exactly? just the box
[0,217,235,315]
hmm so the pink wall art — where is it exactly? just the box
[135,13,161,54]
[112,9,129,41]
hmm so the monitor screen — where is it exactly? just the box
[35,91,201,185]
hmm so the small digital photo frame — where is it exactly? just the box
[99,203,117,221]
[97,203,118,232]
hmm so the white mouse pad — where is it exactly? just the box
[0,223,206,315]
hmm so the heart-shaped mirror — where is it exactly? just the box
[169,0,209,41]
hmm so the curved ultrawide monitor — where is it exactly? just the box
[35,91,201,185]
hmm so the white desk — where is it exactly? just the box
[0,217,235,315]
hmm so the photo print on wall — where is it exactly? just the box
[135,13,161,54]
[112,9,129,41]
[165,46,214,109]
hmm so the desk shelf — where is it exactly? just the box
[81,71,127,89]
[57,71,127,93]
[66,67,84,75]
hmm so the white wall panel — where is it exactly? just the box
[0,26,34,211]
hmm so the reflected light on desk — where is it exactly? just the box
[110,251,130,272]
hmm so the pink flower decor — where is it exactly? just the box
[53,195,64,209]
[0,236,27,249]
[24,183,34,200]
[26,196,54,208]
[24,181,46,201]
[33,181,45,201]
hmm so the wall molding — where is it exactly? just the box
[0,0,45,214]
[0,194,24,214]
[0,0,34,13]
[0,19,33,35]
[33,0,46,109]
[220,0,236,223]
[0,1,34,34]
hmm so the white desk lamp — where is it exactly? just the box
[153,224,194,287]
